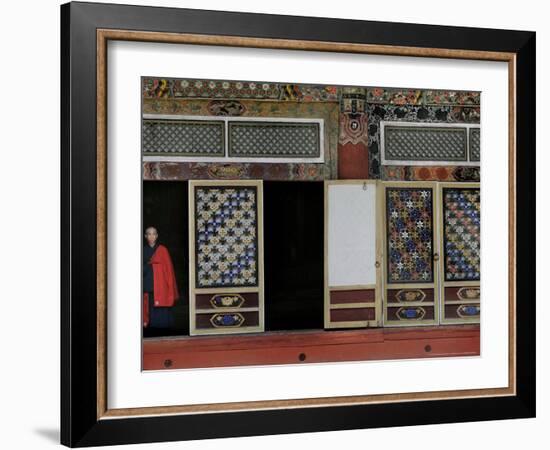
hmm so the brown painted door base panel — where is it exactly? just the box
[142,325,480,370]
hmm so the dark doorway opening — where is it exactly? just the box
[142,180,325,338]
[263,181,324,331]
[143,181,189,337]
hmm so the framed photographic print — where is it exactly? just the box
[60,1,536,447]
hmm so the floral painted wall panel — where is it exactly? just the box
[143,98,339,181]
[142,77,480,182]
[368,103,480,181]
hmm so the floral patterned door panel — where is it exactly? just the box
[439,183,480,324]
[189,180,264,335]
[383,183,440,326]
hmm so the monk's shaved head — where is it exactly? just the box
[145,227,158,246]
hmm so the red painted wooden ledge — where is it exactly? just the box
[142,325,480,370]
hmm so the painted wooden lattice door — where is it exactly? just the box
[438,182,480,324]
[324,181,381,329]
[382,182,440,326]
[188,180,264,335]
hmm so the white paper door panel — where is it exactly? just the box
[327,183,377,286]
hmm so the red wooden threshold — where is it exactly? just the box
[142,325,480,370]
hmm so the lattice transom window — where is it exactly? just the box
[142,115,324,162]
[381,121,480,166]
[228,121,321,158]
[142,119,225,156]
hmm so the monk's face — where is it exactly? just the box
[145,228,158,246]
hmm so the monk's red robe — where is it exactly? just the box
[143,244,179,327]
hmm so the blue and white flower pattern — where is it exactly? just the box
[195,187,258,287]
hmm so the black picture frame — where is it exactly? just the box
[61,1,535,447]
